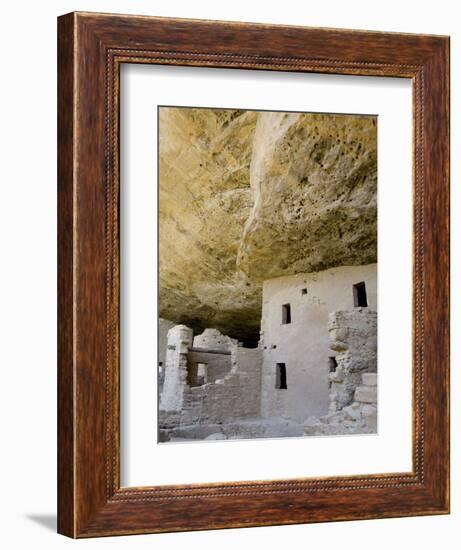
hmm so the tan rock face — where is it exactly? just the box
[159,107,377,344]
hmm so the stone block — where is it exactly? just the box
[329,370,344,383]
[342,404,362,421]
[354,385,377,404]
[362,373,377,386]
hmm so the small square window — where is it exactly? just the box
[301,288,307,295]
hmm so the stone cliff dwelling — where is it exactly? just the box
[158,107,378,442]
[158,263,377,442]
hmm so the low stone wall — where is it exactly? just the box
[159,327,262,434]
[186,349,232,384]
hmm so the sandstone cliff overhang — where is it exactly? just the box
[159,107,377,344]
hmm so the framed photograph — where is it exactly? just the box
[58,12,450,537]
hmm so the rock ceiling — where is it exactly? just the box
[159,107,377,344]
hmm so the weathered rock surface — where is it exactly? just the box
[159,107,377,343]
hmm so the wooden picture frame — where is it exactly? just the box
[57,12,450,538]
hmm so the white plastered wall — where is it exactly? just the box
[260,264,377,422]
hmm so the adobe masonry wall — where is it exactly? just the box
[187,328,238,384]
[159,327,262,430]
[160,324,193,412]
[186,350,231,384]
[180,347,262,426]
[260,264,377,423]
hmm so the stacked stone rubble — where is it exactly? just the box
[304,372,377,435]
[193,328,238,351]
[304,308,378,436]
[328,308,377,411]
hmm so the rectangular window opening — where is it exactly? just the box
[282,303,291,324]
[275,363,287,389]
[186,362,198,387]
[353,282,368,307]
[187,362,208,387]
[196,363,208,385]
[301,288,307,295]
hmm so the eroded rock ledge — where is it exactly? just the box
[159,107,377,344]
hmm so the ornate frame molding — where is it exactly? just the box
[58,12,449,537]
